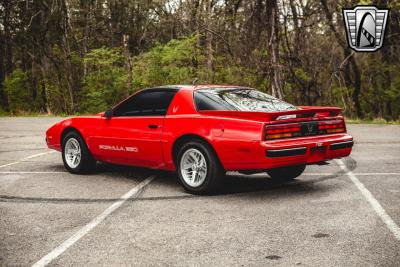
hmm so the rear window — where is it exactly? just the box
[194,88,296,112]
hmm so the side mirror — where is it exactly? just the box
[103,109,113,120]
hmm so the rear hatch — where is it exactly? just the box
[199,106,347,141]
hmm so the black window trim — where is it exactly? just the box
[112,87,179,117]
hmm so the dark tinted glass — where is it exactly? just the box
[195,88,296,112]
[114,90,177,116]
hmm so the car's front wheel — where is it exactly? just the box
[62,131,96,174]
[267,164,306,181]
[176,140,224,195]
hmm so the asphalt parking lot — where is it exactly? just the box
[0,117,399,266]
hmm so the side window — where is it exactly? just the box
[113,90,177,117]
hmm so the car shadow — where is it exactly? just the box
[153,171,342,198]
[98,156,357,196]
[90,158,357,198]
[0,158,357,204]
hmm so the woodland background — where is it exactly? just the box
[0,0,399,119]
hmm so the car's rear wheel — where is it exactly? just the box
[62,131,96,174]
[176,140,224,195]
[267,164,306,181]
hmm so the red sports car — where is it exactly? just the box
[46,85,353,194]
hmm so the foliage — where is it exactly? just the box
[131,35,262,92]
[294,68,311,83]
[80,48,127,113]
[132,35,200,88]
[4,69,32,113]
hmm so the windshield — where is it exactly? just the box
[194,88,297,112]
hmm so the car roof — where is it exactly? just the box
[151,84,247,91]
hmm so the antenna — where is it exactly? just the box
[192,78,199,85]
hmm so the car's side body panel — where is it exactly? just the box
[85,116,164,168]
[46,85,353,173]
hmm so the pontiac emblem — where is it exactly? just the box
[307,124,314,134]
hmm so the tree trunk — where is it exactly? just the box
[266,0,283,99]
[123,34,132,96]
[0,31,7,111]
[60,0,75,113]
[80,0,90,78]
[3,0,12,76]
[0,0,12,110]
[289,0,300,58]
[190,0,200,33]
[379,0,399,119]
[349,56,363,118]
[40,56,51,114]
[108,0,120,47]
[205,0,213,82]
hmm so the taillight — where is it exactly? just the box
[265,123,301,140]
[264,119,346,140]
[318,120,346,134]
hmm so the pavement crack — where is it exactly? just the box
[265,255,282,260]
[312,233,330,238]
[0,148,46,153]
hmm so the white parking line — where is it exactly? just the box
[0,171,397,177]
[303,173,400,176]
[349,173,400,176]
[31,175,155,267]
[0,151,56,168]
[335,159,400,241]
[1,171,398,176]
[0,171,66,174]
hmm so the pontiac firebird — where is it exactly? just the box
[46,85,353,194]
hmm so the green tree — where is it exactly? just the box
[80,48,127,113]
[4,69,32,113]
[132,35,202,88]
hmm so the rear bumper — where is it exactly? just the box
[329,140,354,150]
[266,147,307,157]
[266,140,354,158]
[224,133,353,171]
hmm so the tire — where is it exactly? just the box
[267,164,306,181]
[176,140,224,195]
[62,131,96,174]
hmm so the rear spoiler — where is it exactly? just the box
[198,106,342,122]
[268,106,342,121]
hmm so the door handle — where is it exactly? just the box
[148,124,159,129]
